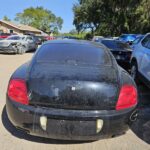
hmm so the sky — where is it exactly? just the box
[0,0,78,32]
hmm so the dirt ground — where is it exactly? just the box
[0,52,149,150]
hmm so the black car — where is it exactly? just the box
[100,39,132,70]
[33,36,47,45]
[6,40,138,141]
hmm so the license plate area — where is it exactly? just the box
[46,119,96,136]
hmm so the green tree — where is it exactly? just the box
[73,0,144,36]
[15,7,63,33]
[3,16,11,21]
[69,29,78,34]
[135,0,150,33]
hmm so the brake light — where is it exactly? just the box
[116,85,137,111]
[8,79,29,105]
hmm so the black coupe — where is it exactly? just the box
[6,40,138,141]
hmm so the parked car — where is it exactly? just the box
[99,39,132,70]
[92,36,104,42]
[45,36,55,41]
[32,35,47,45]
[63,36,79,40]
[0,33,12,39]
[54,36,64,40]
[0,35,38,54]
[131,33,150,87]
[6,40,138,141]
[130,35,144,50]
[119,34,137,44]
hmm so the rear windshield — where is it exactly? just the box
[36,43,111,66]
[101,40,130,50]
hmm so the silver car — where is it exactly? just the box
[0,35,38,54]
[131,33,150,87]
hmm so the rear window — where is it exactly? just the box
[102,40,130,50]
[36,43,111,66]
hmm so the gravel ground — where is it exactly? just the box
[0,52,149,150]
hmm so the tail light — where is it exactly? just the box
[7,79,29,105]
[116,85,137,111]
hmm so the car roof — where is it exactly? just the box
[44,39,105,47]
[8,35,29,38]
[100,38,123,43]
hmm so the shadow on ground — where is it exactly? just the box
[1,106,89,144]
[130,83,150,144]
[0,50,35,55]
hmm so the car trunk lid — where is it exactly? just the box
[27,63,119,110]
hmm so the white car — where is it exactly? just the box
[131,33,150,87]
[0,35,38,54]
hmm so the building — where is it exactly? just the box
[0,20,43,35]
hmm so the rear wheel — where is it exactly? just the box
[131,61,139,83]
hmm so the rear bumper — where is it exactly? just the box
[6,99,137,141]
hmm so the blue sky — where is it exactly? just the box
[0,0,78,32]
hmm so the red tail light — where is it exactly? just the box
[8,79,29,105]
[116,85,137,111]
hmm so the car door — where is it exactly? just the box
[26,36,35,50]
[131,36,143,50]
[139,34,150,81]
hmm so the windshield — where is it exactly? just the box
[132,36,144,44]
[102,40,130,50]
[6,36,22,40]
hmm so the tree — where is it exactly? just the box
[3,16,11,21]
[69,29,78,34]
[73,0,146,36]
[15,7,63,33]
[135,0,150,33]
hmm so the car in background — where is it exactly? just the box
[54,36,64,40]
[92,36,104,42]
[0,35,38,54]
[32,35,47,45]
[0,33,13,40]
[99,39,132,70]
[63,36,79,40]
[130,35,144,50]
[113,37,119,40]
[119,34,137,44]
[6,40,138,141]
[45,36,55,41]
[131,33,150,87]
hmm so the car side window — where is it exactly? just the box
[141,35,150,48]
[133,37,142,44]
[26,37,33,41]
[7,36,20,40]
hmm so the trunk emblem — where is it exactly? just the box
[71,87,76,91]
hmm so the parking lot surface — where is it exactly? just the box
[0,53,149,150]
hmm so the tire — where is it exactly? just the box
[131,61,140,83]
[17,45,26,55]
